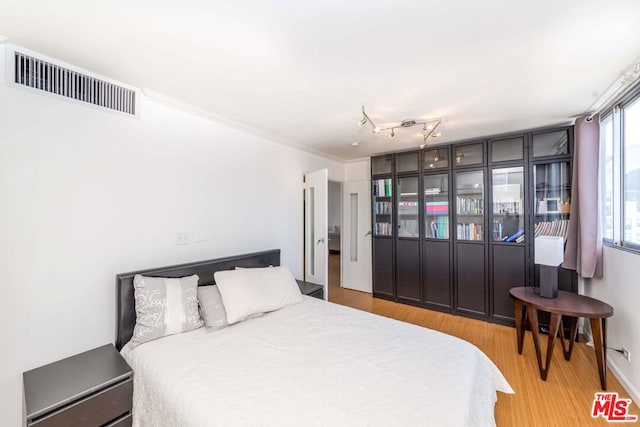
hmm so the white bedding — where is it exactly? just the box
[122,296,513,427]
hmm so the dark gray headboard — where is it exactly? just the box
[115,249,281,350]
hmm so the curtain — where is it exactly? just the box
[563,114,603,278]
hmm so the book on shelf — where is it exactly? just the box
[456,222,483,240]
[374,179,392,198]
[505,228,525,242]
[533,219,569,240]
[429,216,449,239]
[375,222,392,236]
[457,197,483,215]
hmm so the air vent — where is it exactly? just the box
[13,51,136,115]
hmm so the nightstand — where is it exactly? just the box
[296,279,324,300]
[23,344,133,427]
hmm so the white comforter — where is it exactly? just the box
[122,296,513,427]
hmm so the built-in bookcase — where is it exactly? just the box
[370,125,576,327]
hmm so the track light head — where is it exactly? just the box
[389,129,395,139]
[359,117,367,127]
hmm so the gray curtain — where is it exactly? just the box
[563,114,603,278]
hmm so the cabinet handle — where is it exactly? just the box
[365,231,372,237]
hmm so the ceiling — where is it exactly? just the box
[1,0,640,161]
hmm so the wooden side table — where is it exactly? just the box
[509,287,614,389]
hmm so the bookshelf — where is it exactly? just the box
[398,177,419,238]
[455,170,485,241]
[533,161,571,243]
[373,178,393,236]
[491,167,524,243]
[370,125,576,326]
[424,173,449,239]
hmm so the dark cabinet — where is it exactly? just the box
[397,239,421,303]
[372,236,394,299]
[370,125,576,327]
[23,344,133,427]
[491,244,526,322]
[422,240,452,310]
[455,243,487,317]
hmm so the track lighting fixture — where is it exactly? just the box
[359,106,442,148]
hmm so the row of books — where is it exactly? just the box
[457,197,484,215]
[492,202,521,215]
[373,179,392,197]
[456,223,484,240]
[374,201,392,215]
[534,219,569,240]
[374,222,393,236]
[428,217,450,239]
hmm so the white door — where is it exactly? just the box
[342,179,372,293]
[304,169,328,300]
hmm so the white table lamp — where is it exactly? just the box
[534,236,565,298]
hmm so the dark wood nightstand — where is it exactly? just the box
[296,279,324,300]
[23,344,133,427]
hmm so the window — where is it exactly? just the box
[623,97,640,246]
[600,85,640,252]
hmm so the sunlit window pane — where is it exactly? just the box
[624,98,640,246]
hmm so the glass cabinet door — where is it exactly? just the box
[373,178,393,236]
[532,130,569,158]
[424,174,449,239]
[455,170,484,241]
[397,177,419,238]
[533,162,571,240]
[492,167,524,242]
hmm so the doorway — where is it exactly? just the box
[328,181,343,298]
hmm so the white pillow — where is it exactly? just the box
[214,266,303,324]
[131,274,203,347]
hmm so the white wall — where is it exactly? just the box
[0,44,344,426]
[582,246,640,405]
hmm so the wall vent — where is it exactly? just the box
[13,51,136,115]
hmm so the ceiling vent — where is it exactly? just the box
[13,51,136,115]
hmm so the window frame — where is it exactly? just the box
[600,81,640,253]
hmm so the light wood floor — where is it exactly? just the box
[327,254,638,426]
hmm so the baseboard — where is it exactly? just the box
[607,356,640,407]
[582,330,639,406]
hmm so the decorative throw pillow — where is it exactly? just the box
[131,274,203,347]
[197,285,229,330]
[214,266,303,325]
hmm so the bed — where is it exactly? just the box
[116,249,513,426]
